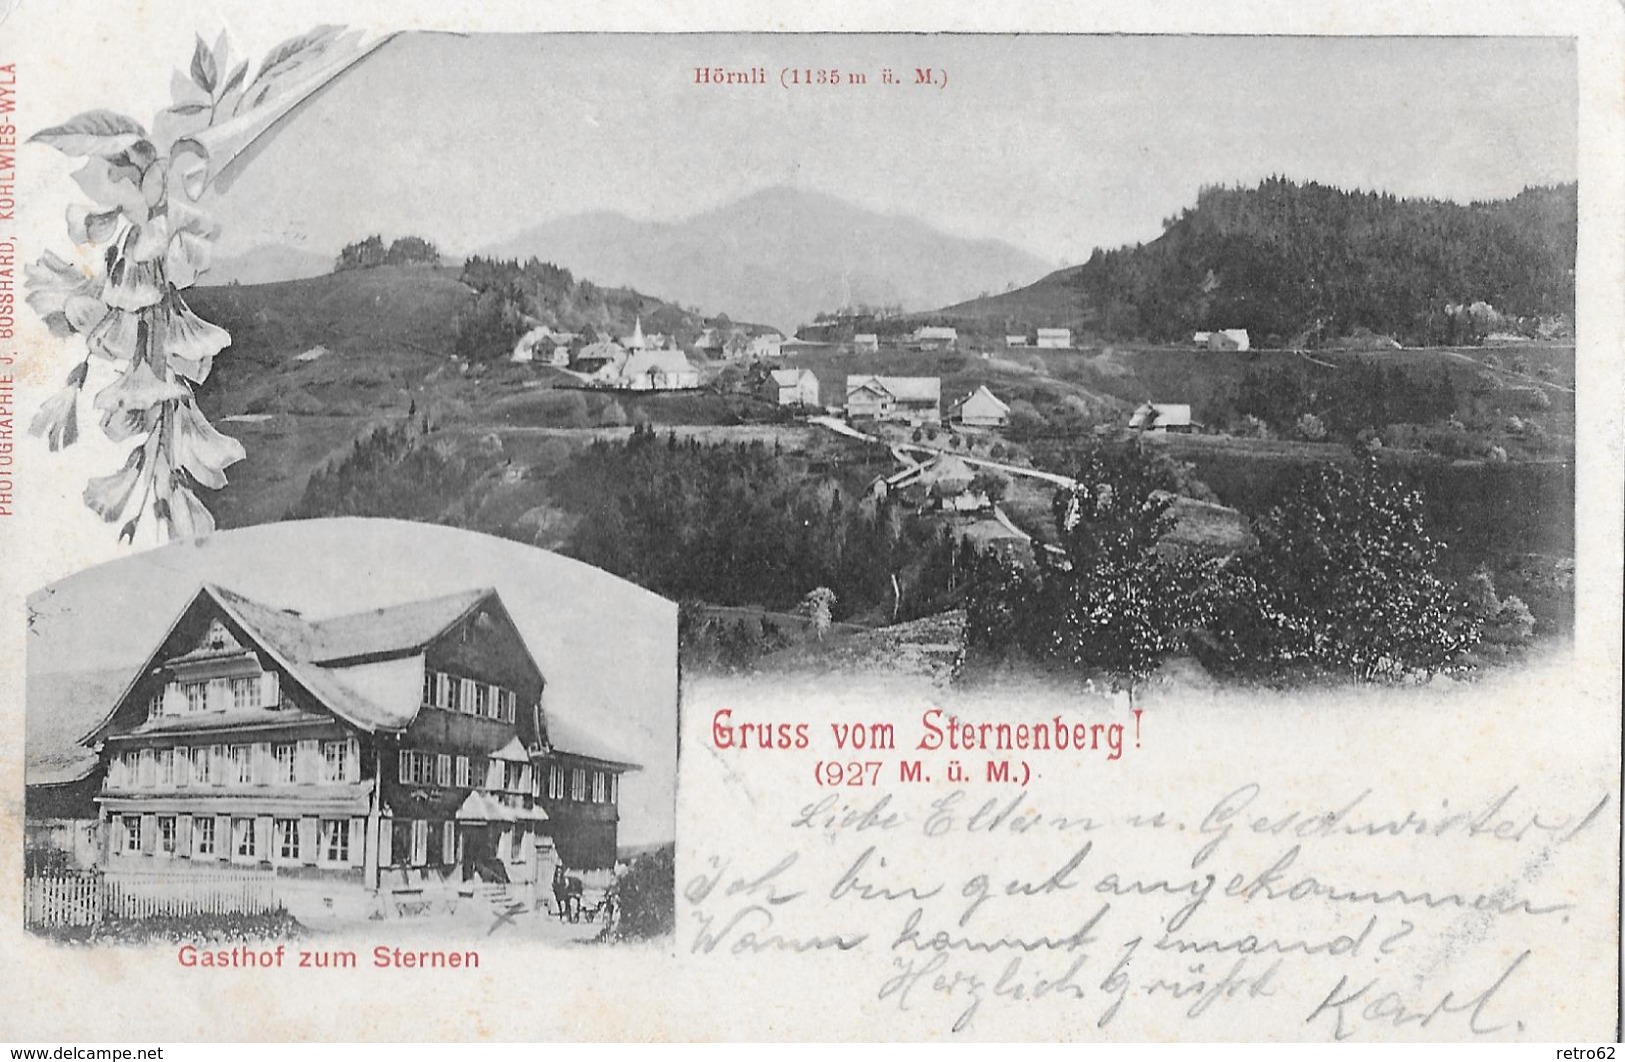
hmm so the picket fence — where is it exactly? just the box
[25,870,281,928]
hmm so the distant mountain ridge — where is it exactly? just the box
[930,179,1577,346]
[476,186,1053,332]
[208,244,334,286]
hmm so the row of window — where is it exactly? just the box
[147,673,280,719]
[381,818,530,868]
[108,740,358,789]
[543,763,615,805]
[393,750,616,805]
[420,670,518,723]
[397,750,531,793]
[113,813,354,866]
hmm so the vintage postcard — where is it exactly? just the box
[0,0,1620,1045]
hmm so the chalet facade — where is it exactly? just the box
[845,375,941,425]
[852,333,879,354]
[66,584,638,898]
[950,385,1010,428]
[1035,328,1072,349]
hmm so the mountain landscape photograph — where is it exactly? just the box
[30,30,1579,693]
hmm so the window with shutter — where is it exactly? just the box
[411,820,429,866]
[191,816,214,857]
[442,821,456,865]
[259,671,280,709]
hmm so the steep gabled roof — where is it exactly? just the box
[77,584,518,747]
[951,385,1010,413]
[848,375,941,403]
[767,368,813,387]
[299,587,492,663]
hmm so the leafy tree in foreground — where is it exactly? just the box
[963,446,1215,700]
[1204,459,1479,683]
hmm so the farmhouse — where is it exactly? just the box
[571,340,627,380]
[512,326,575,367]
[760,368,820,408]
[1035,328,1072,349]
[852,333,879,354]
[1128,402,1196,433]
[43,584,638,898]
[910,326,958,351]
[747,334,785,359]
[1005,334,1029,348]
[1197,329,1250,351]
[845,375,942,425]
[950,385,1011,428]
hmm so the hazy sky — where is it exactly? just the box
[208,33,1578,266]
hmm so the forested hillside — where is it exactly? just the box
[938,180,1576,347]
[1078,179,1576,344]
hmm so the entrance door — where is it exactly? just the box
[460,824,495,881]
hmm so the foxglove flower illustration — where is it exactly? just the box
[93,359,189,443]
[86,308,141,362]
[29,384,82,452]
[26,26,390,542]
[163,201,219,289]
[172,400,246,489]
[163,484,217,539]
[160,290,231,382]
[83,448,146,522]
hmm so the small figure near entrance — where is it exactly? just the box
[552,864,584,922]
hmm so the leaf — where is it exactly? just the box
[221,59,249,97]
[190,35,219,95]
[169,103,210,116]
[29,110,149,157]
[253,25,342,86]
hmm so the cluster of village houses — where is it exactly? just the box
[509,318,1214,437]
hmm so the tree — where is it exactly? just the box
[968,470,1009,505]
[801,587,837,640]
[335,234,386,272]
[962,447,1213,700]
[1204,459,1479,683]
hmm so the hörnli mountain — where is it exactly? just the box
[931,179,1577,346]
[476,186,1053,333]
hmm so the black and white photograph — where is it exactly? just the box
[25,520,678,945]
[0,7,1618,1045]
